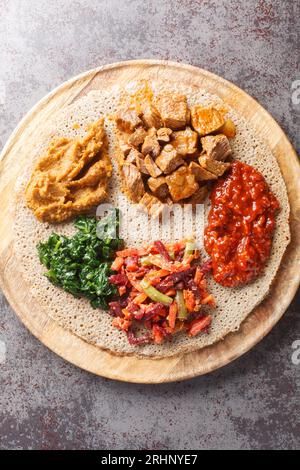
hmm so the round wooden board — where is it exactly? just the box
[0,60,299,383]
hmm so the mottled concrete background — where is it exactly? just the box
[0,0,299,450]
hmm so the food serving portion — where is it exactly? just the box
[114,82,235,215]
[205,161,281,287]
[109,240,215,345]
[11,73,290,358]
[25,118,112,222]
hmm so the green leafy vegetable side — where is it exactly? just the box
[37,210,122,310]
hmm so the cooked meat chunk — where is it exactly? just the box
[144,155,162,177]
[218,119,236,138]
[191,106,225,136]
[118,137,133,157]
[166,166,199,202]
[139,193,164,218]
[153,93,189,130]
[171,127,198,155]
[121,163,145,202]
[200,134,232,161]
[157,127,172,143]
[147,176,169,199]
[116,107,142,133]
[156,145,185,174]
[189,161,217,181]
[141,135,160,158]
[186,185,208,204]
[198,155,231,177]
[128,127,148,147]
[141,102,162,129]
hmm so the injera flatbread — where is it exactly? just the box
[13,80,290,357]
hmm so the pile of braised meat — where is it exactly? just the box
[114,85,236,216]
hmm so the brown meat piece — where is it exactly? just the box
[118,136,133,157]
[200,134,232,161]
[139,193,164,218]
[189,161,217,181]
[121,163,145,202]
[144,155,162,177]
[147,176,169,199]
[153,93,189,130]
[198,155,231,177]
[128,127,148,147]
[171,127,198,155]
[157,127,172,143]
[116,107,142,133]
[135,156,150,175]
[166,166,199,202]
[141,102,162,129]
[155,145,185,174]
[191,106,225,136]
[185,185,208,204]
[141,135,161,158]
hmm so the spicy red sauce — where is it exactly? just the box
[204,161,280,287]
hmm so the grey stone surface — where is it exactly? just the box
[0,0,299,450]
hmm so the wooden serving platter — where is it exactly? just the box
[0,60,299,383]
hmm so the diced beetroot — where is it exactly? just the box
[109,273,128,286]
[201,259,213,275]
[152,324,169,344]
[127,330,152,345]
[108,301,124,317]
[144,302,167,321]
[176,248,185,262]
[154,240,172,262]
[155,278,174,293]
[175,281,185,290]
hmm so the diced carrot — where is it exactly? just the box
[112,317,132,332]
[187,315,212,337]
[147,269,170,280]
[126,273,143,292]
[125,258,139,272]
[133,292,147,304]
[168,302,178,329]
[182,254,193,265]
[194,267,203,285]
[122,308,133,320]
[165,289,176,297]
[111,256,124,271]
[183,289,196,312]
[152,325,165,344]
[202,294,216,307]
